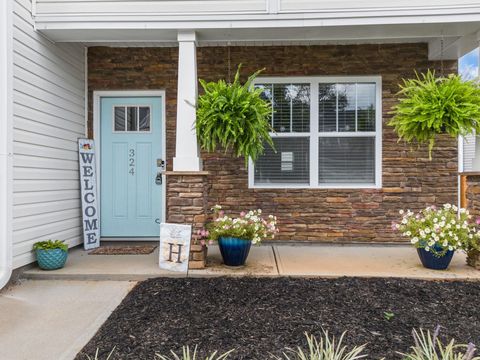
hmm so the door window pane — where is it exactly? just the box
[127,107,138,131]
[114,106,126,131]
[139,107,151,131]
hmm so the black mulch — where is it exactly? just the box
[76,277,480,360]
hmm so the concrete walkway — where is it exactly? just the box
[22,244,480,281]
[0,280,134,360]
[3,244,480,360]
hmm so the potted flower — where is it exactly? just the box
[389,70,480,159]
[393,204,478,270]
[207,205,278,266]
[33,240,68,270]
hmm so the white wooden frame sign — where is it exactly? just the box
[78,138,100,250]
[159,223,191,273]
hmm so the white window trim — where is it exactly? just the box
[248,75,382,189]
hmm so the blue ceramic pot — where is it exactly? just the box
[218,237,252,266]
[417,245,454,270]
[36,249,68,270]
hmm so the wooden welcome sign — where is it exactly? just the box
[78,139,100,250]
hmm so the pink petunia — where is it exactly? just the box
[476,217,480,225]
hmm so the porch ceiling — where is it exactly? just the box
[41,22,480,59]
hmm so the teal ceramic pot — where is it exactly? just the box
[36,249,68,270]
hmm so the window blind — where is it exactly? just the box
[318,137,375,184]
[254,137,309,184]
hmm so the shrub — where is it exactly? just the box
[33,239,68,252]
[389,70,480,158]
[155,346,234,360]
[273,331,367,360]
[399,327,480,360]
[85,347,115,360]
[196,65,274,165]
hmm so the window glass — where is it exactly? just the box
[114,106,126,131]
[254,137,310,184]
[139,107,151,131]
[318,137,375,184]
[337,84,356,132]
[318,84,337,132]
[357,83,376,131]
[127,106,138,131]
[257,83,310,133]
[252,78,380,188]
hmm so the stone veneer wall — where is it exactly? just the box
[465,175,480,220]
[166,173,209,233]
[88,44,458,243]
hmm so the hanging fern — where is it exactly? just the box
[389,69,480,158]
[196,65,274,165]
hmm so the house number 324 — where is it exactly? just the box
[129,149,135,176]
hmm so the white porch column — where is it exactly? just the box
[173,30,202,171]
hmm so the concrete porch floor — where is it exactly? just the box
[22,243,480,281]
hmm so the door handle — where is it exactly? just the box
[155,173,162,185]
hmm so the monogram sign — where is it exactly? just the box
[78,138,100,250]
[159,223,191,272]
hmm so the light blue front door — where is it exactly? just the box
[100,96,163,237]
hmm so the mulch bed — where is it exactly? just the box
[76,277,480,359]
[88,245,157,255]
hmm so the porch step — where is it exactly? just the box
[21,245,279,281]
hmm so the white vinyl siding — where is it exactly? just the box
[278,0,477,13]
[463,134,476,171]
[12,0,85,268]
[34,0,268,16]
[249,76,382,189]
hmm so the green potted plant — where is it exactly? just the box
[33,240,68,270]
[207,205,278,266]
[196,65,274,165]
[389,70,480,159]
[392,203,479,270]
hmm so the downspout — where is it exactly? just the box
[0,0,13,289]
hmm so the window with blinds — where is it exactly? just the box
[251,77,381,188]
